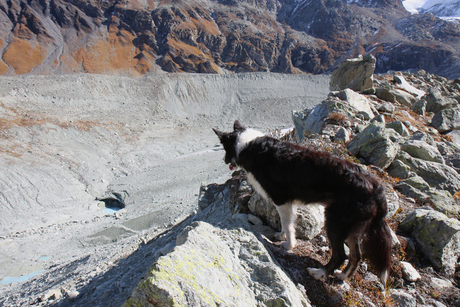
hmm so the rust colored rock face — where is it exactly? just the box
[0,0,459,77]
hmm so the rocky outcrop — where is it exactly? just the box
[329,54,376,92]
[121,67,460,307]
[124,221,310,307]
[124,174,311,307]
[347,121,401,169]
[298,68,460,217]
[400,208,460,275]
[1,0,460,77]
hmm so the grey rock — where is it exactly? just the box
[395,152,460,194]
[334,88,376,119]
[430,277,454,290]
[292,98,355,139]
[334,127,351,143]
[424,88,457,113]
[248,192,325,241]
[329,54,376,92]
[393,75,426,98]
[125,221,310,307]
[400,261,421,282]
[387,159,413,180]
[376,87,417,107]
[400,208,460,275]
[391,290,417,307]
[378,102,395,115]
[411,99,427,116]
[394,176,431,202]
[432,107,460,133]
[386,121,410,137]
[411,131,435,146]
[371,114,386,124]
[347,122,400,169]
[447,129,460,146]
[385,189,401,219]
[401,140,445,164]
[426,189,460,216]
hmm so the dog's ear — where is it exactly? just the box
[233,120,245,132]
[213,128,225,141]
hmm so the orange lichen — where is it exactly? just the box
[2,38,46,75]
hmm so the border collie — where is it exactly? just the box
[213,120,392,283]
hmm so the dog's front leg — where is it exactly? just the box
[275,204,297,250]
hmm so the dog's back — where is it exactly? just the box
[238,135,382,207]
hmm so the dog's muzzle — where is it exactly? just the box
[229,159,239,171]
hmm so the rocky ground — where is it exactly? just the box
[124,69,460,307]
[0,72,330,306]
[2,69,460,307]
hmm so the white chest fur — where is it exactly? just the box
[247,172,269,200]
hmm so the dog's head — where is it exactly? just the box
[213,120,246,170]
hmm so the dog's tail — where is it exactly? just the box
[363,186,392,285]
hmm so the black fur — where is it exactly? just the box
[214,120,392,282]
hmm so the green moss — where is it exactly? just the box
[137,245,247,306]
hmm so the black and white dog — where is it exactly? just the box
[213,120,392,283]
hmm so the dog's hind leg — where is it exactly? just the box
[275,204,297,250]
[308,211,348,280]
[336,234,362,281]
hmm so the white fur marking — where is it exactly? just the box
[307,267,326,280]
[276,204,297,250]
[380,270,388,285]
[247,172,269,200]
[236,128,264,155]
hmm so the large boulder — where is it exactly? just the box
[432,107,460,133]
[292,97,354,138]
[347,122,401,169]
[386,121,410,137]
[333,88,376,119]
[395,152,460,195]
[424,88,457,113]
[375,87,417,107]
[124,221,310,307]
[400,208,460,275]
[393,75,425,99]
[329,54,376,92]
[293,89,376,139]
[400,140,445,164]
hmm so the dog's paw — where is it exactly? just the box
[280,240,296,250]
[274,231,286,241]
[307,267,326,281]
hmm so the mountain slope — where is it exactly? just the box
[0,0,460,77]
[421,0,460,17]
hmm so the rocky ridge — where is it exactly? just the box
[122,66,460,306]
[1,0,460,78]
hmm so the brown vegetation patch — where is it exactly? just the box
[192,16,221,36]
[2,38,46,75]
[0,102,117,135]
[73,28,153,75]
[0,38,8,74]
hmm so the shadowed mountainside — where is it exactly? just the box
[1,0,460,78]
